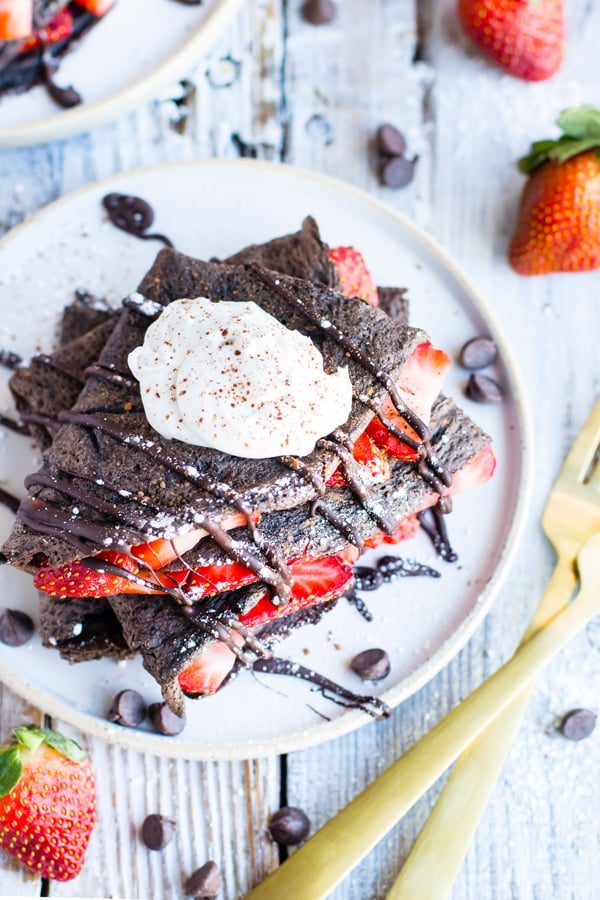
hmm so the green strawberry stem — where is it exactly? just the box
[518,105,600,174]
[0,725,86,798]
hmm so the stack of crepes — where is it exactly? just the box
[2,217,495,716]
[0,1,111,86]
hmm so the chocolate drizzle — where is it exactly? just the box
[32,353,85,385]
[249,263,452,499]
[417,507,458,562]
[252,656,391,719]
[102,194,174,249]
[0,487,20,515]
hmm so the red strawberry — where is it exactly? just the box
[364,513,421,549]
[329,246,379,306]
[366,341,451,458]
[509,106,600,275]
[178,555,354,694]
[238,554,354,629]
[0,1,32,40]
[326,431,391,487]
[129,511,253,569]
[74,0,115,15]
[178,636,242,696]
[457,0,564,82]
[34,550,163,599]
[0,724,95,882]
[20,9,73,52]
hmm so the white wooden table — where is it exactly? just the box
[1,2,599,898]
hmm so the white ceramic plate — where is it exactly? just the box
[0,160,531,759]
[0,0,243,147]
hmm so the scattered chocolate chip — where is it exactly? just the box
[465,373,503,404]
[185,861,222,898]
[302,0,336,25]
[107,689,147,727]
[353,565,383,592]
[141,813,177,851]
[268,806,311,845]
[376,123,407,157]
[380,155,416,189]
[148,702,186,736]
[350,648,391,681]
[0,608,34,647]
[459,336,498,371]
[558,708,597,741]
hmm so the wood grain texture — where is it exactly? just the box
[0,0,599,898]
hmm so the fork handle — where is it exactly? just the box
[385,559,576,900]
[247,582,597,900]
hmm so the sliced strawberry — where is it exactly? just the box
[178,635,242,696]
[366,341,451,458]
[445,445,496,497]
[74,0,115,15]
[157,560,260,599]
[239,554,354,629]
[329,246,378,306]
[326,431,391,487]
[34,550,163,599]
[0,1,33,40]
[364,513,420,549]
[130,511,256,569]
[20,9,73,52]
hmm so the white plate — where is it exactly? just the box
[0,160,531,759]
[0,0,243,147]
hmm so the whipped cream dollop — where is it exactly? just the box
[127,297,353,458]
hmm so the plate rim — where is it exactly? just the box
[0,157,533,759]
[0,0,245,148]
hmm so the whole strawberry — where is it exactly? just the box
[457,0,564,82]
[0,724,96,881]
[509,106,600,275]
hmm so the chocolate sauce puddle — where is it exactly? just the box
[252,657,391,720]
[102,195,174,249]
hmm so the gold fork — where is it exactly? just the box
[246,398,600,900]
[386,396,600,900]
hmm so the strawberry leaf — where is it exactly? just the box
[557,105,600,140]
[13,724,86,762]
[39,728,86,762]
[0,748,22,798]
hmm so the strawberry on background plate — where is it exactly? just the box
[457,0,564,82]
[509,105,600,275]
[0,724,96,881]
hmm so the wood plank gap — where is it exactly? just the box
[278,0,290,162]
[277,753,288,864]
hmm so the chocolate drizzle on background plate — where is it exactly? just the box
[102,195,174,249]
[253,657,391,719]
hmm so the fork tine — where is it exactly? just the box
[559,397,600,485]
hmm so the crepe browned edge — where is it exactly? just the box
[2,251,428,572]
[107,393,491,715]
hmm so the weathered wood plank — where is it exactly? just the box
[284,1,600,899]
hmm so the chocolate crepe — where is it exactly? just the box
[39,594,131,662]
[2,251,429,571]
[107,393,490,714]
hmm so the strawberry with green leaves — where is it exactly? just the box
[457,0,564,82]
[509,106,600,275]
[0,725,96,882]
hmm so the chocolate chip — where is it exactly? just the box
[268,807,311,845]
[141,813,177,851]
[350,648,391,681]
[376,123,407,157]
[0,608,34,647]
[353,565,383,592]
[148,702,186,736]
[107,689,147,727]
[459,337,498,371]
[465,373,503,404]
[185,861,222,898]
[559,708,597,741]
[302,0,336,25]
[380,155,416,189]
